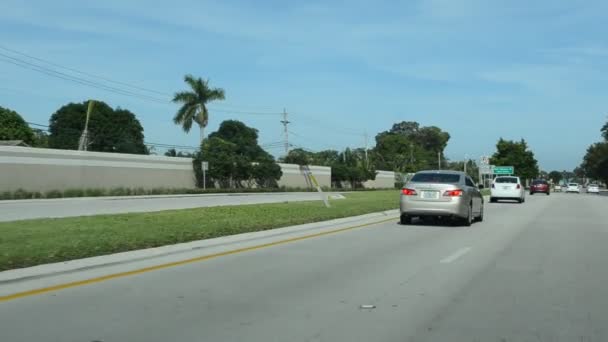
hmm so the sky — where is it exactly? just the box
[1,0,607,171]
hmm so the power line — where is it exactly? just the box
[0,44,168,97]
[0,45,283,115]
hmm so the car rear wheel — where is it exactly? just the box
[400,215,412,225]
[490,197,497,203]
[546,192,550,196]
[462,204,473,227]
[530,192,534,195]
[475,203,484,222]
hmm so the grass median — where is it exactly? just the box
[0,190,399,271]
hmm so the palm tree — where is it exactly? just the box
[172,74,225,143]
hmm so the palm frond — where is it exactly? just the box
[184,74,205,98]
[172,91,197,104]
[206,88,226,101]
[173,104,198,133]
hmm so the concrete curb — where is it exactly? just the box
[0,209,400,284]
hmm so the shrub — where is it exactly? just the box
[63,189,85,198]
[109,187,128,196]
[0,191,12,200]
[13,189,33,199]
[84,188,106,197]
[132,187,147,196]
[45,190,63,198]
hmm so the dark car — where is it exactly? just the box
[530,179,550,195]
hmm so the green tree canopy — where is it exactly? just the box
[581,142,608,185]
[281,148,314,166]
[48,101,147,154]
[445,159,479,183]
[489,138,539,181]
[172,75,225,144]
[0,106,35,145]
[197,120,281,188]
[372,121,451,172]
[548,171,563,184]
[164,148,194,158]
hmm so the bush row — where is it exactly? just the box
[0,186,400,201]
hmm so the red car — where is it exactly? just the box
[530,179,550,195]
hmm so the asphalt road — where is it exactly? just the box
[0,192,337,222]
[1,192,607,341]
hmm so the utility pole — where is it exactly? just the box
[364,131,369,167]
[78,100,95,151]
[464,154,468,174]
[437,151,441,170]
[280,108,290,155]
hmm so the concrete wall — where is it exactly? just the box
[277,163,331,189]
[363,170,396,189]
[0,146,195,192]
[0,147,332,192]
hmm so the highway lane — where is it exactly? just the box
[1,193,607,341]
[0,192,338,222]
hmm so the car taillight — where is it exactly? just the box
[516,184,521,189]
[443,189,463,197]
[402,188,417,196]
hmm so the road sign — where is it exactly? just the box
[493,166,514,175]
[481,156,490,165]
[201,161,209,190]
[480,165,494,174]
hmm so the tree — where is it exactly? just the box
[0,106,35,144]
[446,159,479,183]
[32,129,49,148]
[548,171,563,184]
[489,138,539,182]
[172,74,225,144]
[48,101,148,154]
[372,121,451,172]
[164,148,194,158]
[602,121,608,141]
[581,142,608,185]
[196,120,281,188]
[281,148,314,165]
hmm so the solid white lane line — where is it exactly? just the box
[440,247,472,264]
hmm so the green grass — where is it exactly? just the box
[480,188,491,196]
[0,190,399,271]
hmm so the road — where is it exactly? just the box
[0,192,338,222]
[1,193,607,341]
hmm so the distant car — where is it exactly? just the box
[553,184,562,192]
[566,183,580,193]
[587,184,600,194]
[400,170,484,226]
[530,179,550,195]
[490,176,525,203]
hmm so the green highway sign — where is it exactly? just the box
[493,166,514,175]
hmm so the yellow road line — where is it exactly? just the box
[0,216,398,302]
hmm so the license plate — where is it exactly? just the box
[421,191,439,199]
[502,186,509,190]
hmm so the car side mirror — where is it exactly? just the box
[478,184,484,189]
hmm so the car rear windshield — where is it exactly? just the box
[532,180,547,185]
[569,183,578,186]
[495,177,518,184]
[410,173,461,184]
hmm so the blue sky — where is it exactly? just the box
[1,0,607,171]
